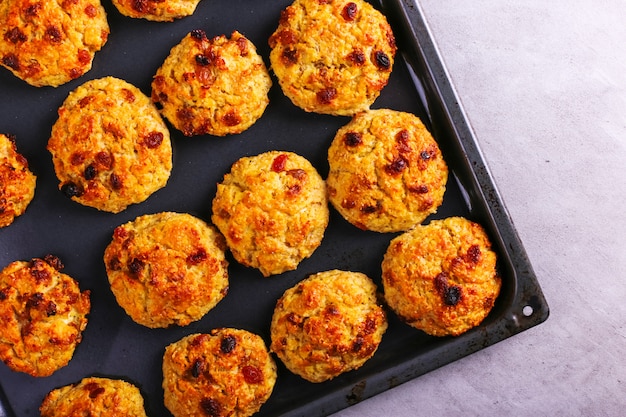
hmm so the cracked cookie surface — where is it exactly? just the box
[327,109,448,232]
[211,151,328,277]
[0,255,90,377]
[0,0,109,87]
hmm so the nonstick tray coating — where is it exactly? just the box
[0,1,548,416]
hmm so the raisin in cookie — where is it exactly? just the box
[163,329,277,417]
[270,270,387,383]
[152,30,272,137]
[0,0,109,87]
[382,217,502,337]
[0,255,90,377]
[211,151,329,277]
[112,0,201,21]
[0,133,36,228]
[40,377,147,417]
[269,0,396,115]
[104,212,229,328]
[48,77,172,213]
[327,109,448,232]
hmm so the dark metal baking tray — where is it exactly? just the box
[0,0,549,416]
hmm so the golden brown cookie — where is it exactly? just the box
[211,151,329,277]
[112,0,200,21]
[47,77,172,213]
[0,255,90,377]
[268,0,396,115]
[104,212,229,328]
[270,270,387,383]
[152,30,272,137]
[40,377,147,417]
[326,109,448,232]
[381,217,502,337]
[0,0,109,87]
[0,133,36,228]
[163,329,277,417]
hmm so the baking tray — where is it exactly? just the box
[0,0,549,415]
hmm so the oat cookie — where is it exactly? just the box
[270,270,387,383]
[0,255,90,377]
[211,151,329,277]
[112,0,201,21]
[48,77,172,213]
[327,109,448,232]
[0,133,36,228]
[163,329,277,417]
[104,212,229,328]
[152,30,272,136]
[0,0,109,87]
[40,377,147,417]
[268,0,396,115]
[382,217,502,337]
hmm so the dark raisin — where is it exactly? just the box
[352,336,364,352]
[44,26,63,43]
[191,29,207,40]
[466,245,482,264]
[0,289,8,301]
[342,2,358,21]
[433,272,448,294]
[385,157,408,175]
[347,50,366,66]
[195,54,210,66]
[242,365,263,384]
[44,254,64,271]
[84,382,105,399]
[344,132,362,147]
[361,205,378,214]
[144,132,163,148]
[110,173,123,190]
[26,293,44,309]
[186,249,207,265]
[2,54,20,70]
[25,3,41,16]
[84,164,97,180]
[5,28,27,44]
[409,184,429,194]
[128,258,144,275]
[190,358,204,378]
[200,398,221,417]
[281,48,298,65]
[85,4,98,17]
[444,285,462,306]
[420,150,433,160]
[220,335,236,353]
[46,301,57,316]
[222,111,241,127]
[374,51,391,70]
[316,87,337,104]
[95,151,113,169]
[271,154,288,172]
[61,182,84,198]
[131,0,148,13]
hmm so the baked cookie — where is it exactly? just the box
[163,329,277,417]
[381,217,502,337]
[40,377,147,417]
[268,0,396,115]
[0,133,36,228]
[152,30,272,136]
[327,109,448,232]
[104,212,229,328]
[48,77,172,213]
[0,0,109,87]
[270,270,387,383]
[112,0,201,21]
[211,151,329,277]
[0,255,90,377]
